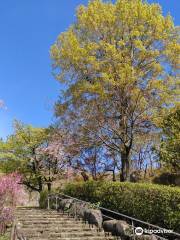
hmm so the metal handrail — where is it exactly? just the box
[0,222,6,235]
[47,193,180,240]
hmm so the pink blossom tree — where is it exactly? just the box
[36,131,68,191]
[0,173,26,226]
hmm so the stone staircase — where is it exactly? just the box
[15,207,115,240]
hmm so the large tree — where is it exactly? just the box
[51,0,179,181]
[0,121,49,191]
[36,129,68,191]
[159,108,180,172]
[0,121,67,192]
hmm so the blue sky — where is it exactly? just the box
[0,0,179,140]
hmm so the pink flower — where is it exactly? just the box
[0,173,26,225]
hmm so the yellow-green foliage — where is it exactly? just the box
[159,108,180,172]
[0,234,9,240]
[51,0,179,125]
[64,181,180,232]
[0,120,48,173]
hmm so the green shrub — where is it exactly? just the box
[39,190,59,209]
[0,233,9,240]
[64,181,180,232]
[39,190,49,209]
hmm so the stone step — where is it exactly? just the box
[20,221,87,225]
[17,220,86,225]
[53,238,115,240]
[49,232,106,237]
[16,210,59,214]
[15,212,62,215]
[19,228,99,233]
[21,231,105,237]
[16,213,64,215]
[14,207,115,240]
[17,217,75,220]
[18,220,80,224]
[25,238,115,240]
[23,234,115,239]
[22,234,115,239]
[20,224,91,229]
[19,225,97,230]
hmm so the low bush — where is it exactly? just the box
[0,234,9,240]
[39,190,48,209]
[64,181,180,232]
[39,189,57,209]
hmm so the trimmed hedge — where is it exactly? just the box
[64,181,180,232]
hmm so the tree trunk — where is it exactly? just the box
[47,182,51,192]
[125,159,130,181]
[92,173,98,181]
[81,172,89,181]
[112,169,116,182]
[120,151,130,182]
[38,176,43,192]
[120,154,126,181]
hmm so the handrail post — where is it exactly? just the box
[10,221,15,240]
[14,225,17,240]
[132,220,135,240]
[48,196,50,210]
[55,196,58,210]
[75,203,77,220]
